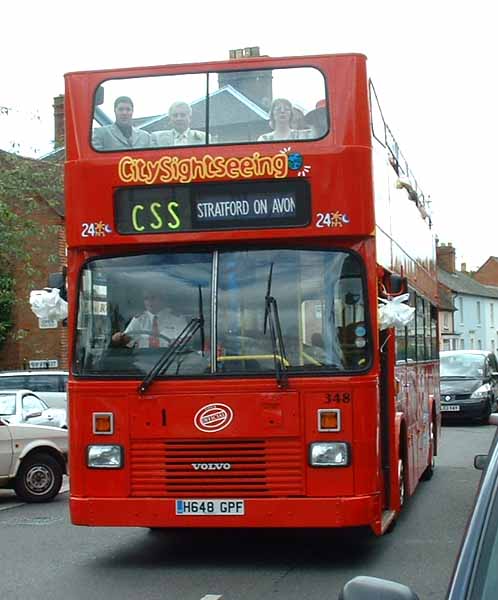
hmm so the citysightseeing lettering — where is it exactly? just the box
[118,152,289,185]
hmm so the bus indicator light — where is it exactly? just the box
[318,409,341,432]
[93,413,114,434]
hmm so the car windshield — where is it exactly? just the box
[0,394,16,415]
[440,354,485,378]
[74,248,371,378]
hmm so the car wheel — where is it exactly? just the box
[14,453,63,503]
[481,400,492,425]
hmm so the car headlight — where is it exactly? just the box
[309,442,350,467]
[471,384,491,399]
[87,445,123,468]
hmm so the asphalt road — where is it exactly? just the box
[0,424,494,600]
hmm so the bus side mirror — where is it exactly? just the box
[388,274,408,296]
[95,85,104,106]
[48,268,67,302]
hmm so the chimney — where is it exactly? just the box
[220,47,272,110]
[53,94,65,149]
[437,242,456,273]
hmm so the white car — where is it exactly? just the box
[0,370,68,409]
[0,418,68,502]
[0,390,67,429]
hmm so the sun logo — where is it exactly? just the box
[298,165,311,177]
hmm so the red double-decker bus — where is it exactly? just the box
[64,51,440,535]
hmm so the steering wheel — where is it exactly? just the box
[127,329,173,344]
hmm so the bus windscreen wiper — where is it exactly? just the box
[139,286,205,394]
[264,263,288,389]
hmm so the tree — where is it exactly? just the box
[0,150,63,350]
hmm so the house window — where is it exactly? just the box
[491,303,495,327]
[460,339,465,349]
[470,337,475,349]
[478,339,482,350]
[443,312,449,330]
[477,301,481,324]
[492,339,496,353]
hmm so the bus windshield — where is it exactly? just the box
[74,249,370,377]
[92,66,328,150]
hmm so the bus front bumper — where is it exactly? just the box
[70,494,382,531]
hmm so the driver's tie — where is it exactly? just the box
[149,315,160,348]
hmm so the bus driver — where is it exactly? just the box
[112,288,186,349]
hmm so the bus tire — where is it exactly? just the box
[398,457,406,508]
[385,456,406,534]
[14,453,63,503]
[421,418,436,481]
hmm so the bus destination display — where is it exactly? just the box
[114,180,310,235]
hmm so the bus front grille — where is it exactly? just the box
[130,439,304,497]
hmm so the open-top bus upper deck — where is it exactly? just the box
[65,52,435,303]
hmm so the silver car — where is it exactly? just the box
[0,370,68,409]
[0,418,68,502]
[0,390,67,429]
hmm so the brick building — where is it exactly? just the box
[474,257,498,286]
[0,145,67,371]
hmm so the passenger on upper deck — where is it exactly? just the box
[305,99,328,138]
[152,101,208,147]
[291,107,307,131]
[92,96,152,151]
[258,98,312,142]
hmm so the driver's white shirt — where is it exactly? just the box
[124,309,186,348]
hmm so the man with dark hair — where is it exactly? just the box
[92,96,151,150]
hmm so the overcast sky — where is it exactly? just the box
[2,0,496,271]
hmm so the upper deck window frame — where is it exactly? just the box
[90,65,330,153]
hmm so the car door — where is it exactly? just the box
[21,394,53,427]
[0,421,14,479]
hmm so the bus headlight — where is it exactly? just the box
[87,445,123,468]
[309,442,350,467]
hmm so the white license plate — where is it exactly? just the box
[175,499,245,516]
[441,405,460,412]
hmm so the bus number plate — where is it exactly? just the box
[176,499,245,515]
